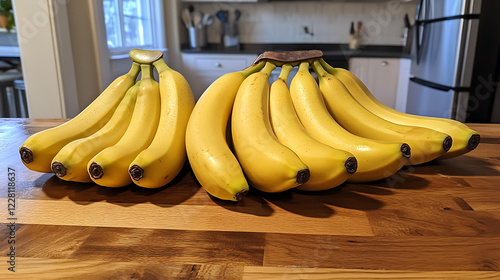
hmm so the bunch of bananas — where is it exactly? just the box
[19,49,480,201]
[186,50,480,201]
[19,49,195,188]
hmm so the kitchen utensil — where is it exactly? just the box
[403,13,412,54]
[193,11,203,29]
[216,10,228,23]
[356,21,362,37]
[349,21,359,49]
[349,21,355,35]
[182,9,192,29]
[235,9,241,22]
[404,13,411,28]
[203,14,214,26]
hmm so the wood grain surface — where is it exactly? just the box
[1,118,499,279]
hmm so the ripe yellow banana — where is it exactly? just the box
[88,64,161,187]
[185,62,265,201]
[290,61,410,183]
[320,59,480,159]
[19,63,140,173]
[231,62,310,192]
[312,60,451,165]
[129,59,195,188]
[51,81,141,182]
[269,64,357,191]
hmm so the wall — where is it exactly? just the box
[66,0,101,114]
[13,0,79,118]
[183,0,417,45]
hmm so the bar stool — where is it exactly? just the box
[13,79,28,117]
[0,72,24,118]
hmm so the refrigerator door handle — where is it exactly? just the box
[415,0,426,64]
[410,77,470,92]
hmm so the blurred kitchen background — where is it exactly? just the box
[1,0,499,123]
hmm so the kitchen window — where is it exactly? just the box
[103,0,165,56]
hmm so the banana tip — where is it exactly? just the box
[296,169,310,185]
[401,143,411,158]
[20,147,33,164]
[234,189,248,201]
[51,162,67,178]
[89,162,104,179]
[345,157,358,174]
[129,164,144,181]
[468,134,480,150]
[443,136,453,152]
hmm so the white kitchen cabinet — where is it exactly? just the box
[181,53,258,100]
[349,57,410,112]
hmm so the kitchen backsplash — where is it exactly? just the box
[190,1,417,45]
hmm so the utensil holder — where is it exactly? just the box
[222,22,239,48]
[189,26,207,49]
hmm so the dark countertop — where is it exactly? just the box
[181,43,410,60]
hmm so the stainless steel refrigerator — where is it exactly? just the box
[406,0,481,121]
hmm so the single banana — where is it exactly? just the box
[269,64,357,191]
[185,62,264,201]
[88,64,161,187]
[129,59,195,188]
[290,61,410,183]
[231,62,310,192]
[19,63,140,173]
[51,81,141,182]
[312,60,451,165]
[320,59,480,159]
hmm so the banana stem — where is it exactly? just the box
[261,62,277,76]
[152,58,171,74]
[140,64,153,80]
[319,58,336,74]
[311,60,327,78]
[278,64,293,81]
[298,61,310,73]
[128,62,141,80]
[241,61,265,77]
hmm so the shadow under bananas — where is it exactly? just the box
[408,156,500,177]
[40,163,198,208]
[261,171,433,217]
[293,185,385,212]
[208,191,274,217]
[257,188,336,218]
[375,170,432,190]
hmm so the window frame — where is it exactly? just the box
[104,0,166,58]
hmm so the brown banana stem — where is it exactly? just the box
[19,147,33,164]
[89,162,103,179]
[468,134,480,150]
[129,164,144,181]
[345,157,358,174]
[296,169,310,185]
[51,162,67,178]
[129,49,163,64]
[401,143,411,158]
[234,189,248,201]
[252,50,323,66]
[443,136,453,152]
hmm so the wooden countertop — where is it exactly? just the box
[1,118,500,279]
